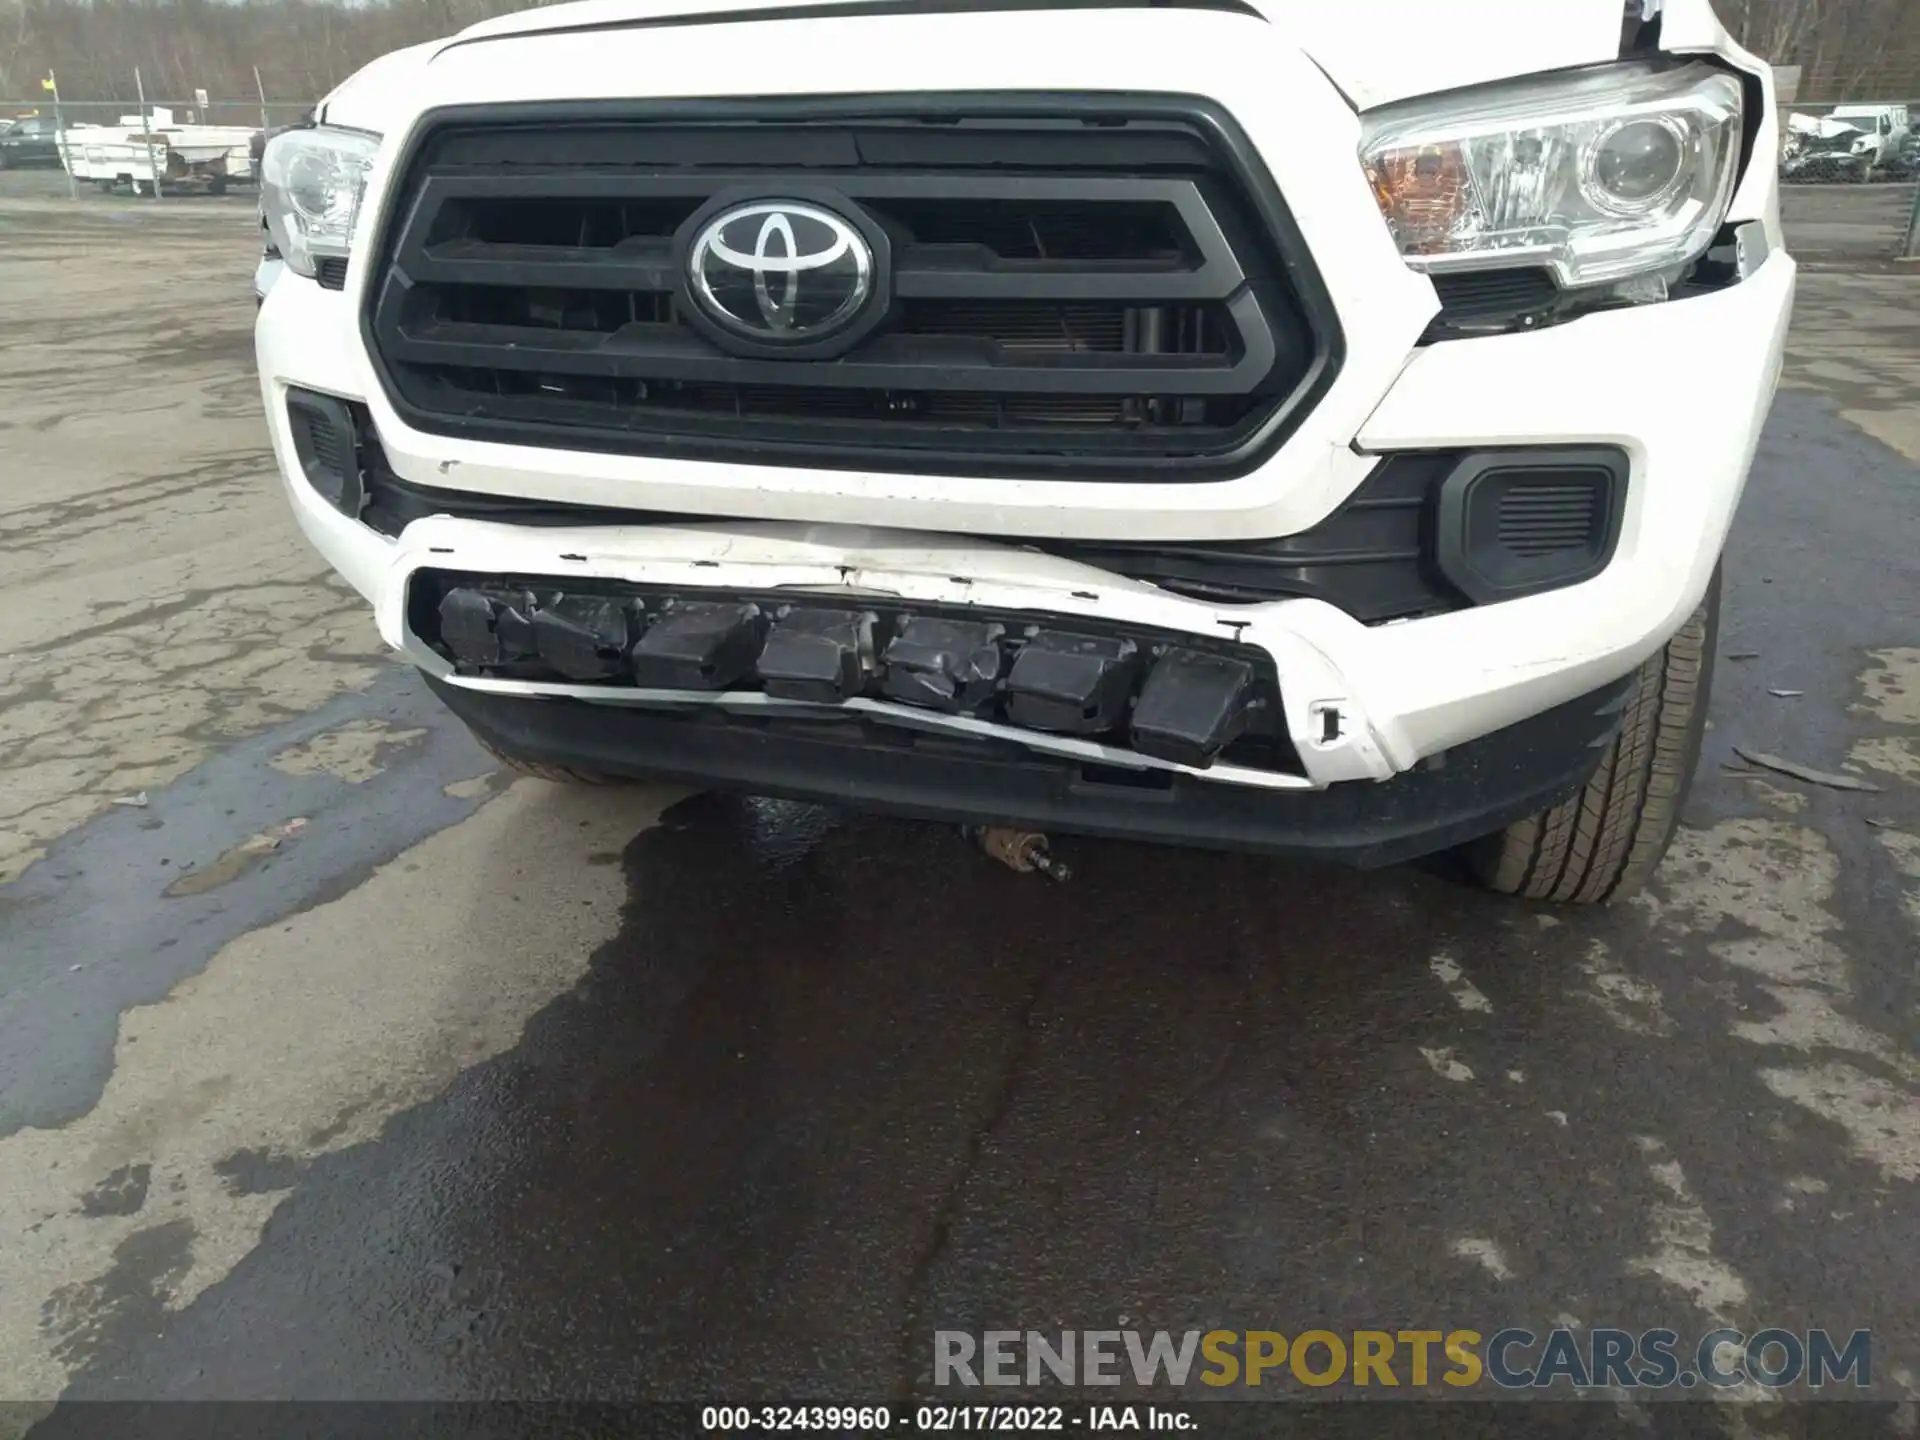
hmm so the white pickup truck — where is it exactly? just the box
[256,0,1793,903]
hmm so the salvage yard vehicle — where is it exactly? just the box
[0,115,62,168]
[61,109,257,194]
[1783,106,1909,182]
[256,0,1794,904]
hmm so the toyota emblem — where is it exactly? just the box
[686,200,875,344]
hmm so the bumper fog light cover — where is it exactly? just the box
[630,600,766,690]
[881,617,1007,713]
[284,388,363,518]
[1130,649,1255,768]
[757,608,877,704]
[1433,448,1627,604]
[1005,631,1142,735]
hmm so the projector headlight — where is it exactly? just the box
[1360,62,1744,288]
[261,125,379,279]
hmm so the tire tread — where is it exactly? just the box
[1472,571,1718,904]
[468,730,623,787]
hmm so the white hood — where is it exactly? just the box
[317,41,444,132]
[440,0,1746,109]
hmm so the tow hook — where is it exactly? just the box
[965,825,1072,883]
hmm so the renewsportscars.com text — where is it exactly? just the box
[934,1328,1872,1392]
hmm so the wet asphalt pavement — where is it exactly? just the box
[1,177,1917,1432]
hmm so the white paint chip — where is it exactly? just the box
[1741,777,1807,816]
[1854,647,1920,726]
[1655,817,1920,1183]
[1429,951,1493,1014]
[1852,736,1920,785]
[1759,1063,1920,1182]
[1448,1237,1514,1280]
[442,772,499,801]
[269,718,427,785]
[1546,1110,1569,1127]
[1575,939,1675,1037]
[1419,1046,1475,1083]
[1627,1151,1750,1325]
[1876,828,1920,934]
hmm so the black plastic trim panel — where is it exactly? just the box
[354,420,1469,624]
[1433,448,1627,604]
[1043,451,1470,621]
[424,670,1633,868]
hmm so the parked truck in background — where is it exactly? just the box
[1784,102,1913,181]
[0,115,63,168]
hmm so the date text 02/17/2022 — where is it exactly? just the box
[700,1406,1185,1432]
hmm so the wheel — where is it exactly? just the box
[1467,566,1719,904]
[95,178,115,193]
[466,728,624,786]
[207,176,227,196]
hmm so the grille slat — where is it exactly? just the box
[365,99,1332,482]
[386,305,1269,394]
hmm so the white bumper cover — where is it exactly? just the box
[258,10,1796,792]
[264,254,1792,789]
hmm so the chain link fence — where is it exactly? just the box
[1779,100,1920,262]
[0,93,314,200]
[2,98,315,130]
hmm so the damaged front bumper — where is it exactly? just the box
[385,518,1398,790]
[393,518,1638,865]
[424,655,1633,867]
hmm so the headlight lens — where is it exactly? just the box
[261,126,379,279]
[1360,62,1744,287]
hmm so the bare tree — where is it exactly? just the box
[2,0,1916,108]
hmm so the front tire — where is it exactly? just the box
[465,728,623,787]
[1468,568,1719,904]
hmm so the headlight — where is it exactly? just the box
[1360,62,1744,288]
[261,126,379,279]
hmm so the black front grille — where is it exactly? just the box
[365,96,1338,481]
